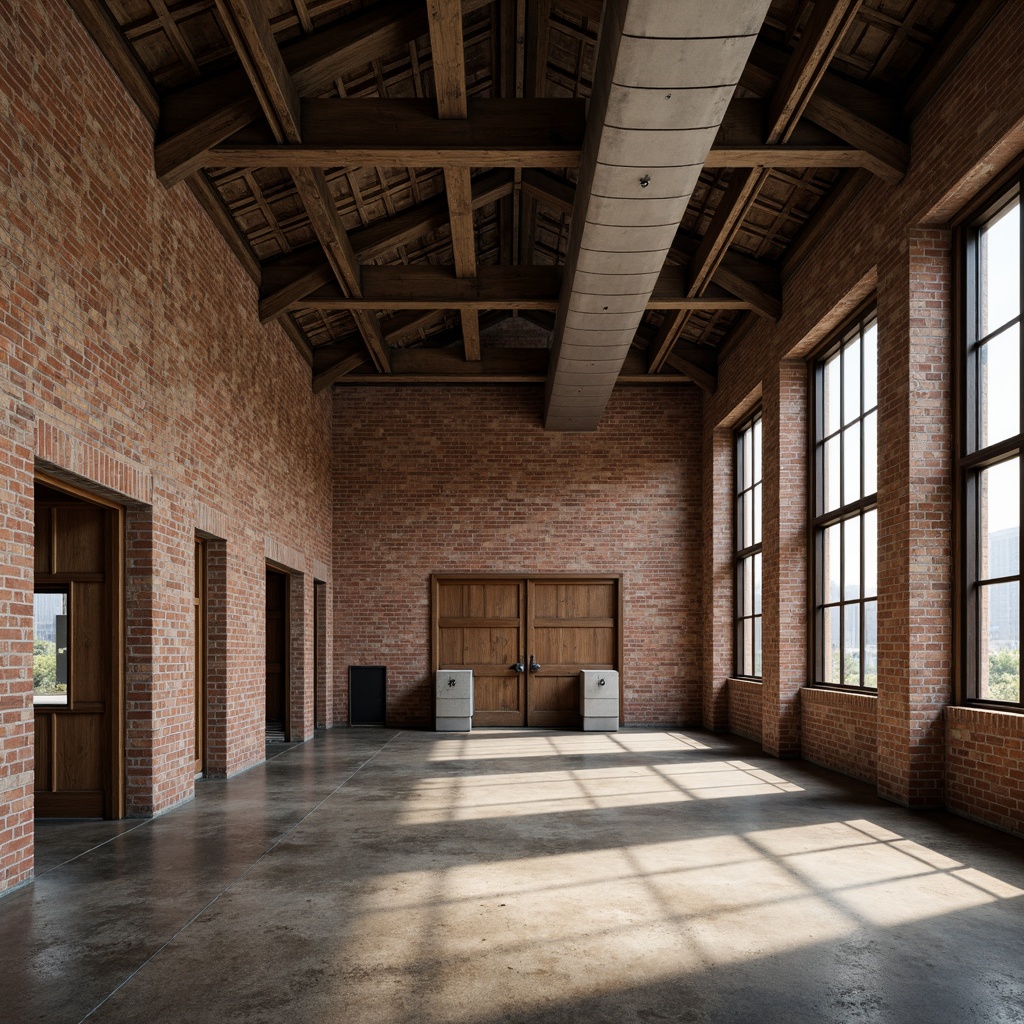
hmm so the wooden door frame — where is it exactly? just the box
[34,471,125,819]
[430,573,624,723]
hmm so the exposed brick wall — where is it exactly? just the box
[0,4,333,889]
[702,3,1024,828]
[332,386,703,728]
[800,688,878,785]
[727,678,763,744]
[875,229,952,808]
[946,707,1024,837]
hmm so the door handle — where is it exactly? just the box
[510,661,525,673]
[529,655,541,673]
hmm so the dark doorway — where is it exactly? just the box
[265,568,289,740]
[349,666,386,726]
[313,579,326,728]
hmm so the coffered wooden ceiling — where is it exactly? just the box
[71,0,1004,427]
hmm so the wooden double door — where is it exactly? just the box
[433,576,621,728]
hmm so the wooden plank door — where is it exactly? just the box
[34,482,122,818]
[435,578,525,726]
[527,578,619,728]
[265,568,289,738]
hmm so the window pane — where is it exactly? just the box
[843,334,861,424]
[744,489,753,549]
[741,618,753,676]
[979,457,1020,581]
[752,418,762,483]
[743,427,753,489]
[844,517,861,599]
[742,555,753,616]
[824,435,841,513]
[843,423,861,505]
[753,482,762,545]
[844,604,861,686]
[863,411,877,496]
[978,323,1020,449]
[863,321,878,411]
[863,600,878,690]
[823,606,841,683]
[980,199,1020,338]
[824,523,841,603]
[753,615,762,677]
[978,581,1020,701]
[34,592,69,706]
[753,551,762,615]
[864,509,878,599]
[823,353,841,436]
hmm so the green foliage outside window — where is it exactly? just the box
[33,639,64,695]
[986,647,1021,702]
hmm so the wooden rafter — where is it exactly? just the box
[427,0,480,361]
[215,0,389,373]
[652,0,866,374]
[259,170,514,322]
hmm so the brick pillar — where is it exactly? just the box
[876,227,952,807]
[124,504,155,815]
[761,360,808,757]
[702,424,734,730]
[0,400,36,892]
[315,580,332,728]
[204,539,229,776]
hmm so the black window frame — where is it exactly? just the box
[956,171,1023,710]
[810,308,879,691]
[735,410,763,679]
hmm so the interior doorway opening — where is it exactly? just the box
[265,566,290,741]
[33,476,124,818]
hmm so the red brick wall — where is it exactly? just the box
[0,5,333,889]
[702,3,1024,826]
[728,679,763,744]
[801,688,878,785]
[332,386,704,727]
[946,708,1024,837]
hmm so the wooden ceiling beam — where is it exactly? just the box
[259,170,514,322]
[199,95,879,172]
[204,97,586,169]
[741,40,909,183]
[327,346,690,385]
[688,1,863,300]
[665,342,717,394]
[291,264,753,312]
[656,2,863,374]
[427,0,480,362]
[215,0,389,373]
[156,0,494,186]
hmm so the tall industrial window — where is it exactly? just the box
[735,412,762,678]
[812,313,878,689]
[960,182,1021,707]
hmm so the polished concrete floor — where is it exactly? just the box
[3,728,1023,1024]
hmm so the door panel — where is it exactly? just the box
[436,579,525,726]
[527,580,618,728]
[434,576,620,729]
